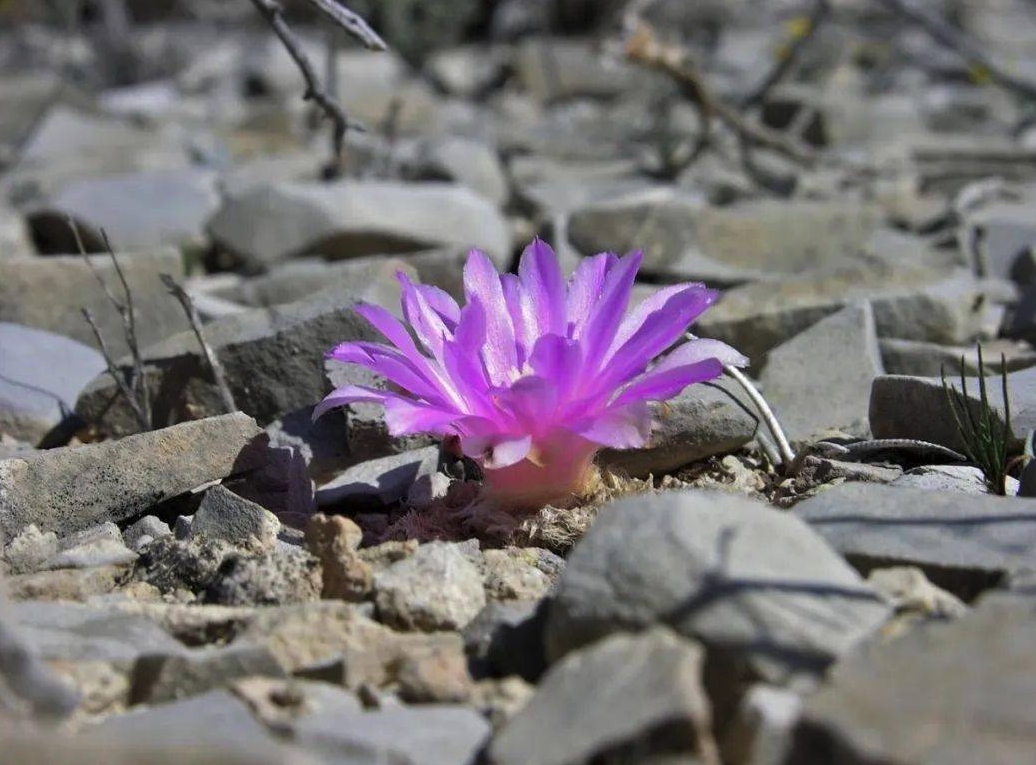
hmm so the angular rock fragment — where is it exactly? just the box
[547,491,889,685]
[0,413,264,539]
[316,446,441,511]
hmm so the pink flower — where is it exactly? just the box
[316,239,747,506]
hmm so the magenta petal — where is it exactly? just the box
[569,401,652,449]
[442,299,494,415]
[464,433,533,469]
[464,249,518,385]
[327,341,445,404]
[312,384,390,420]
[501,273,531,367]
[529,334,582,401]
[653,338,749,373]
[414,283,461,329]
[612,358,724,407]
[518,238,567,337]
[491,375,557,433]
[605,283,716,365]
[594,287,718,393]
[383,397,458,436]
[576,250,643,378]
[398,272,452,363]
[567,253,614,338]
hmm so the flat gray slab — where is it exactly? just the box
[793,482,1036,599]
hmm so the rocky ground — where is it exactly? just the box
[4,0,1036,763]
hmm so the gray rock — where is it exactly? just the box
[193,485,281,550]
[426,45,507,98]
[697,264,986,362]
[869,367,1036,451]
[546,490,889,685]
[133,534,236,596]
[794,456,903,487]
[793,482,1036,600]
[599,382,757,478]
[264,404,350,480]
[0,323,106,444]
[893,464,1019,494]
[208,181,510,272]
[317,446,441,511]
[222,445,315,522]
[232,256,414,309]
[58,522,122,551]
[130,645,284,705]
[77,264,408,435]
[463,600,546,682]
[205,544,321,607]
[39,168,220,250]
[787,596,1036,765]
[0,412,265,539]
[758,304,883,441]
[287,692,490,765]
[0,251,188,360]
[412,137,509,206]
[480,547,560,601]
[963,199,1036,282]
[374,541,487,632]
[123,516,172,549]
[879,337,1036,377]
[85,689,281,751]
[13,601,183,665]
[568,193,884,284]
[173,515,194,540]
[492,628,712,765]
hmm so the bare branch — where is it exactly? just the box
[304,0,387,51]
[249,0,381,178]
[81,309,151,432]
[875,0,1036,102]
[722,362,797,472]
[69,218,151,431]
[624,19,819,168]
[160,274,237,415]
[740,0,831,107]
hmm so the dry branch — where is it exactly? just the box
[624,19,819,168]
[160,274,237,415]
[69,219,151,431]
[248,0,385,177]
[740,0,831,107]
[875,0,1036,102]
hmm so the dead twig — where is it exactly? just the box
[624,18,819,168]
[722,362,797,473]
[875,0,1036,102]
[160,275,237,415]
[740,0,831,107]
[69,219,151,431]
[248,0,385,178]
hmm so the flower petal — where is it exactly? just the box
[383,397,458,436]
[518,238,567,337]
[413,283,461,329]
[464,433,533,469]
[652,338,749,374]
[529,334,582,402]
[312,384,391,420]
[501,273,531,368]
[327,341,445,404]
[464,249,518,385]
[611,358,724,407]
[605,283,717,366]
[398,272,452,363]
[569,402,653,449]
[491,375,557,433]
[567,253,615,338]
[576,250,643,378]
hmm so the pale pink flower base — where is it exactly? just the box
[479,438,599,508]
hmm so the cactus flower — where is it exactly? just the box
[316,240,746,507]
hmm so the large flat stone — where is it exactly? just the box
[869,366,1036,451]
[793,482,1036,600]
[546,490,889,686]
[788,595,1036,765]
[207,181,510,271]
[0,413,264,539]
[758,303,883,441]
[696,264,986,362]
[0,251,188,359]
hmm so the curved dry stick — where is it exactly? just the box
[723,363,797,471]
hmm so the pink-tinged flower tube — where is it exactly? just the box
[315,239,747,507]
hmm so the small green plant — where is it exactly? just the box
[941,346,1013,495]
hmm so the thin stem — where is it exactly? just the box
[722,362,796,470]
